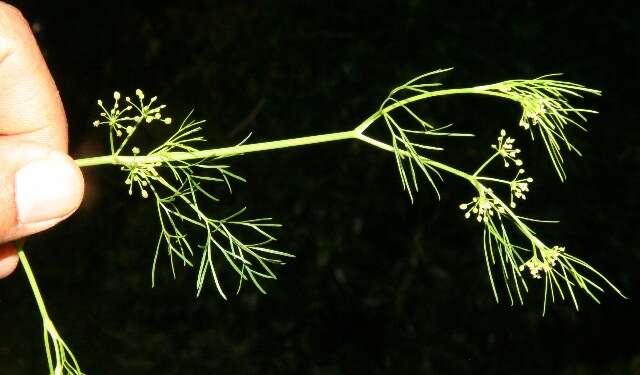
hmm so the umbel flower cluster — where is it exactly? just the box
[15,69,625,374]
[492,129,522,168]
[459,188,503,222]
[520,246,565,279]
[510,168,532,208]
[93,89,172,136]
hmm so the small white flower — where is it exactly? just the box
[542,245,564,267]
[509,169,533,207]
[491,129,522,168]
[519,257,544,279]
[519,98,549,130]
[520,245,564,279]
[459,189,500,223]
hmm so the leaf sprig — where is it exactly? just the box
[374,69,474,201]
[86,71,621,310]
[477,75,601,180]
[18,69,624,375]
[463,130,623,314]
[93,91,293,299]
[353,70,622,313]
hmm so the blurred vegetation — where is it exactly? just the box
[1,1,638,374]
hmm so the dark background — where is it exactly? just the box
[1,1,638,374]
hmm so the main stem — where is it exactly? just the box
[76,86,503,169]
[76,130,358,167]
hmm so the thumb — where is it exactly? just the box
[0,139,84,277]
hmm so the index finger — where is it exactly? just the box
[0,2,68,151]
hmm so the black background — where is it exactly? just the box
[1,1,638,374]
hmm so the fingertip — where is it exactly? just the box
[15,151,85,225]
[0,142,85,243]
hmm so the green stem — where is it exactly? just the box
[109,130,115,155]
[76,130,358,168]
[76,84,515,169]
[114,121,142,156]
[476,176,511,184]
[355,133,474,182]
[473,152,501,176]
[354,86,512,134]
[77,123,478,188]
[484,188,544,249]
[16,242,50,322]
[17,242,83,374]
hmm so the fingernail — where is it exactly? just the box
[15,157,83,224]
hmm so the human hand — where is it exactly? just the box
[0,2,84,278]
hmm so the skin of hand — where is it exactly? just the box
[0,2,84,278]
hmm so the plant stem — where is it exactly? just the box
[76,84,516,169]
[113,120,143,156]
[76,124,481,196]
[473,152,500,176]
[75,126,477,191]
[16,242,50,322]
[476,176,510,184]
[354,86,511,134]
[76,130,358,167]
[355,133,474,182]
